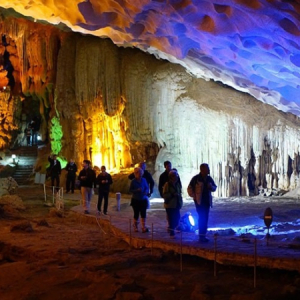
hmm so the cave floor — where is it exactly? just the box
[2,186,300,299]
[68,190,300,272]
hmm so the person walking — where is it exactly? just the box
[30,116,40,145]
[48,154,62,190]
[78,160,96,214]
[96,166,113,215]
[129,167,150,233]
[187,163,217,243]
[159,161,182,231]
[25,125,32,146]
[65,159,77,193]
[128,162,154,197]
[163,169,183,238]
[158,161,173,198]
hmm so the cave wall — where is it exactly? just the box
[0,16,61,149]
[1,15,300,196]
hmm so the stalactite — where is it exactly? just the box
[56,35,132,170]
[2,15,300,197]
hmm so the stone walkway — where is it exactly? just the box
[66,191,300,272]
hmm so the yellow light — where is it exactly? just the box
[89,110,132,172]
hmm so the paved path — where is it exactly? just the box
[66,191,300,272]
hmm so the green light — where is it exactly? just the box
[49,116,63,156]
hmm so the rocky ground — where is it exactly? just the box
[1,187,300,300]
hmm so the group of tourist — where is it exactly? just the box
[119,159,216,243]
[47,155,217,243]
[48,156,113,215]
[158,161,217,242]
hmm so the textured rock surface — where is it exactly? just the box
[1,1,300,114]
[0,177,18,196]
[1,14,300,196]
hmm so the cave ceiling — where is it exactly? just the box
[1,1,300,115]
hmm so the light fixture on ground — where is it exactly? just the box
[178,212,195,232]
[11,154,17,164]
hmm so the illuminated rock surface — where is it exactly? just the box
[1,3,300,197]
[1,0,300,113]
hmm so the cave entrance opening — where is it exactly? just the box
[19,96,43,147]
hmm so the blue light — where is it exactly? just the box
[188,214,195,226]
[179,212,196,232]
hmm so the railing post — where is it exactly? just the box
[43,184,46,202]
[151,223,154,255]
[214,234,217,277]
[129,219,132,248]
[254,238,257,288]
[180,230,183,272]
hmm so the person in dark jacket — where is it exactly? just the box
[25,125,32,146]
[96,166,113,215]
[78,160,96,214]
[30,116,40,145]
[158,161,182,197]
[187,163,217,243]
[128,162,154,197]
[65,159,77,193]
[48,154,62,189]
[163,169,183,238]
[159,161,182,231]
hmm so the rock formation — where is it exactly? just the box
[1,1,300,114]
[1,13,300,197]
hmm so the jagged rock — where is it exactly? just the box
[1,13,300,199]
[10,221,33,232]
[36,219,50,227]
[0,177,18,196]
[0,194,25,218]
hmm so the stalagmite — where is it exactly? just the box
[1,14,300,197]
